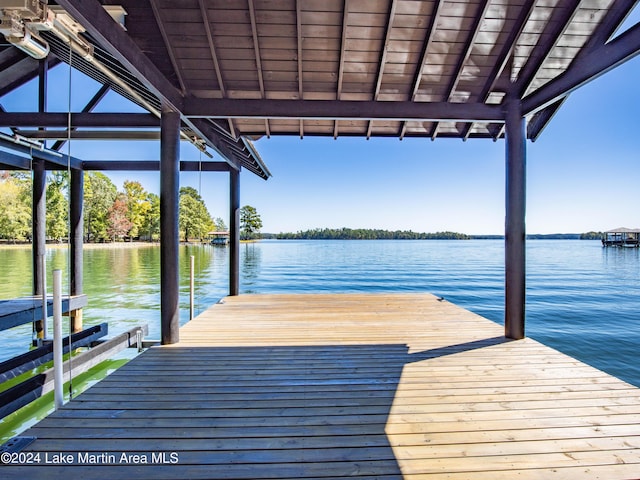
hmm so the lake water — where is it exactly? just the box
[1,240,639,387]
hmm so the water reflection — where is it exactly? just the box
[0,244,230,361]
[241,242,262,292]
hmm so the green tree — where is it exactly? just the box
[122,180,150,240]
[85,172,117,242]
[46,172,68,242]
[212,217,227,232]
[0,173,31,241]
[240,205,262,240]
[141,192,160,241]
[179,187,213,241]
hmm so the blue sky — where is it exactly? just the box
[2,22,639,235]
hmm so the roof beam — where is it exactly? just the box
[0,49,61,98]
[522,0,640,139]
[514,0,581,98]
[367,0,397,139]
[296,0,304,139]
[461,0,537,140]
[432,0,491,140]
[183,98,504,122]
[0,112,159,128]
[296,0,304,100]
[582,0,636,50]
[198,0,236,139]
[247,0,271,137]
[14,130,163,141]
[54,0,250,172]
[526,97,566,141]
[149,0,187,94]
[334,0,350,139]
[522,20,640,115]
[0,136,82,169]
[0,149,30,169]
[55,0,184,113]
[82,160,231,172]
[400,0,443,139]
[187,118,245,171]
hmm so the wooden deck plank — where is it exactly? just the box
[4,293,640,478]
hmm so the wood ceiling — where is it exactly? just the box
[1,0,639,179]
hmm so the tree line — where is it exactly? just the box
[0,172,229,243]
[276,228,471,240]
[274,228,605,241]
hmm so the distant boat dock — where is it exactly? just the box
[602,228,640,247]
[208,231,230,246]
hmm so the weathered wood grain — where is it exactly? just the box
[4,293,640,478]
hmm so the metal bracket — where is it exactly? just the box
[0,436,37,454]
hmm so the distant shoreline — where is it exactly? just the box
[0,232,603,249]
[266,229,603,241]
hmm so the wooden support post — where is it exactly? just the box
[70,168,84,333]
[32,59,48,344]
[229,167,240,296]
[32,159,46,344]
[160,107,180,345]
[504,99,526,340]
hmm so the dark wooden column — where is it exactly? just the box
[70,168,84,332]
[504,99,526,340]
[160,107,180,344]
[229,167,240,296]
[32,158,46,308]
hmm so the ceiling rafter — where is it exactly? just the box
[367,0,397,140]
[524,0,639,139]
[296,0,304,139]
[461,0,537,141]
[522,20,640,115]
[514,0,582,98]
[198,0,237,139]
[247,0,271,138]
[399,0,443,140]
[53,1,182,108]
[149,0,186,95]
[582,0,636,50]
[54,0,249,172]
[431,0,491,140]
[334,0,350,139]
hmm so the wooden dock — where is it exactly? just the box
[3,293,640,478]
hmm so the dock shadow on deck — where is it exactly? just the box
[3,293,640,479]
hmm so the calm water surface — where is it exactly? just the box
[1,240,639,387]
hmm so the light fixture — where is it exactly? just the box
[6,27,48,58]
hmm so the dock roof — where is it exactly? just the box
[0,1,639,178]
[605,227,640,234]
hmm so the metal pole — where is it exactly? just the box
[160,107,180,345]
[504,98,526,340]
[70,168,84,332]
[53,269,64,410]
[39,253,47,340]
[190,254,195,320]
[229,167,240,296]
